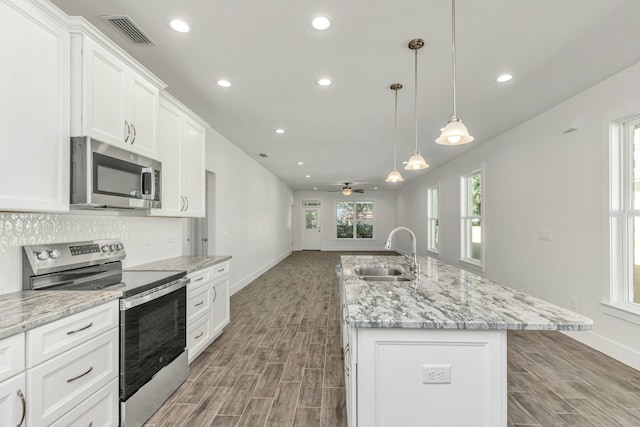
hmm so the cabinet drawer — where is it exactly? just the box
[188,268,211,287]
[0,334,24,383]
[50,378,118,427]
[27,300,119,367]
[187,282,211,325]
[187,315,212,364]
[212,262,230,279]
[27,328,119,426]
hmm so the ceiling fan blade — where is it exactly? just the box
[353,189,365,193]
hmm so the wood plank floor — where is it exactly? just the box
[144,251,640,427]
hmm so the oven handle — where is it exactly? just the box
[121,278,189,311]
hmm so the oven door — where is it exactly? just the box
[120,282,186,401]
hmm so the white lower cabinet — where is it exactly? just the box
[0,372,26,427]
[25,300,120,427]
[350,328,507,427]
[186,262,231,364]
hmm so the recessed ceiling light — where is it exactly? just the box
[373,187,378,190]
[313,187,318,190]
[496,74,513,83]
[311,16,331,30]
[402,161,408,165]
[275,128,285,134]
[297,162,304,166]
[317,78,332,86]
[217,80,231,88]
[305,175,311,178]
[170,19,191,33]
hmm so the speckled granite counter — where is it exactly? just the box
[129,255,231,275]
[0,290,122,340]
[341,255,592,331]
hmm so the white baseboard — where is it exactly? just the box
[562,329,640,371]
[229,250,291,296]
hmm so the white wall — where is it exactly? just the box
[207,128,294,295]
[293,190,396,251]
[0,211,185,295]
[396,61,640,370]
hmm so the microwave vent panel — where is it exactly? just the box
[101,15,156,46]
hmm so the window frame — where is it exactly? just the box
[427,184,440,254]
[608,114,640,317]
[460,169,484,268]
[335,200,375,240]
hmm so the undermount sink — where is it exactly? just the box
[355,267,403,276]
[354,266,411,282]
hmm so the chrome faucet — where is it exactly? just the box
[384,226,420,276]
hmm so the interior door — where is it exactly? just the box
[301,207,321,250]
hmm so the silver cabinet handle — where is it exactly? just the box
[212,285,217,302]
[66,322,93,335]
[16,389,25,427]
[344,344,350,376]
[194,277,204,282]
[217,267,225,272]
[67,366,93,383]
[194,301,204,307]
[185,196,189,211]
[124,121,131,143]
[195,331,204,339]
[131,123,137,144]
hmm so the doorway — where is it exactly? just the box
[190,171,216,255]
[301,206,321,250]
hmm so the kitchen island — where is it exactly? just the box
[339,255,592,427]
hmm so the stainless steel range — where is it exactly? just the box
[22,239,190,427]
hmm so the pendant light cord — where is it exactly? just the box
[452,0,457,116]
[393,89,398,166]
[414,47,419,152]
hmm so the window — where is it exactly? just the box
[461,171,482,266]
[336,201,374,239]
[427,185,439,253]
[611,115,640,309]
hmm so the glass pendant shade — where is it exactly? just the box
[342,188,352,196]
[436,115,474,145]
[385,167,404,182]
[404,152,429,170]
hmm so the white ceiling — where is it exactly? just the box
[51,0,640,192]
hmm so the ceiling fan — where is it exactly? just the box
[328,182,364,196]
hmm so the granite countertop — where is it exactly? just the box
[129,255,232,275]
[0,290,122,340]
[341,255,593,331]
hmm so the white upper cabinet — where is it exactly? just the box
[153,93,207,218]
[0,0,70,213]
[69,18,164,159]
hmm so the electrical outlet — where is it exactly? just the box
[422,364,451,384]
[538,229,552,241]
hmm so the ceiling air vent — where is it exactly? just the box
[101,15,156,46]
[259,153,269,158]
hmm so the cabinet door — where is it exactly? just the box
[0,0,70,212]
[181,118,206,217]
[211,276,230,337]
[82,39,127,146]
[128,71,158,157]
[0,374,26,427]
[152,97,183,215]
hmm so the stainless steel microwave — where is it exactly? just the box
[71,137,161,210]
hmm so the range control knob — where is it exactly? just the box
[49,249,61,259]
[109,244,117,251]
[101,245,110,253]
[116,243,124,250]
[36,250,49,260]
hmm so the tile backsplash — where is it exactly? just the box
[0,212,186,295]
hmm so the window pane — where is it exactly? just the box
[337,202,354,238]
[467,218,482,261]
[356,202,373,220]
[305,210,317,229]
[356,222,373,238]
[433,188,439,218]
[468,174,481,216]
[429,219,439,251]
[633,217,640,303]
[633,124,640,209]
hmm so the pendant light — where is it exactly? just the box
[342,187,352,196]
[404,39,429,171]
[385,83,404,183]
[436,0,474,145]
